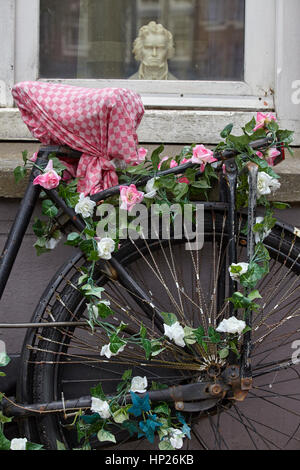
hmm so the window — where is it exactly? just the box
[39,0,245,82]
[0,0,299,144]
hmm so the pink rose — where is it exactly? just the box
[191,145,217,167]
[33,159,61,189]
[30,152,38,162]
[180,158,190,165]
[265,147,281,166]
[177,177,190,184]
[138,147,148,162]
[120,184,144,212]
[158,156,178,170]
[253,112,277,132]
[256,147,281,166]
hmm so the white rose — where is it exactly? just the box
[75,193,96,218]
[254,216,271,244]
[256,172,281,197]
[100,343,125,359]
[10,437,28,450]
[90,397,111,419]
[216,316,246,335]
[97,237,115,260]
[130,376,148,394]
[45,233,62,250]
[169,428,184,449]
[144,177,159,199]
[229,262,249,282]
[164,321,185,347]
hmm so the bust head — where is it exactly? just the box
[133,21,175,70]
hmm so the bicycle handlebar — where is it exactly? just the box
[89,136,275,203]
[38,135,276,203]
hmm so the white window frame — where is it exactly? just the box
[0,0,299,144]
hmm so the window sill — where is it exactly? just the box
[1,107,299,144]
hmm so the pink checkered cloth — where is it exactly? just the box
[12,81,144,195]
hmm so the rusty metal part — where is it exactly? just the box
[224,364,251,402]
[2,364,253,417]
[209,383,223,397]
[177,399,220,413]
[241,377,253,391]
[175,401,184,411]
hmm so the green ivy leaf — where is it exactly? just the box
[243,117,256,135]
[161,312,177,326]
[191,180,211,190]
[22,150,28,164]
[113,407,129,424]
[153,403,170,416]
[79,239,96,256]
[151,145,164,170]
[267,120,279,133]
[109,334,126,354]
[172,182,189,201]
[240,261,268,290]
[0,411,12,424]
[122,369,132,381]
[0,428,11,450]
[90,383,106,400]
[141,339,152,360]
[26,442,44,451]
[32,218,46,237]
[42,199,58,218]
[219,348,229,359]
[158,175,176,189]
[139,323,147,339]
[276,129,294,145]
[81,284,104,299]
[14,165,26,183]
[66,232,81,246]
[183,326,196,345]
[33,237,49,256]
[56,440,66,450]
[159,439,174,450]
[0,353,10,367]
[96,303,113,319]
[229,340,240,357]
[220,123,234,138]
[150,381,168,391]
[208,326,221,344]
[97,429,116,443]
[247,290,262,301]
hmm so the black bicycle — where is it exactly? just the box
[0,132,300,450]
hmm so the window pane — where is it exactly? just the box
[40,0,245,81]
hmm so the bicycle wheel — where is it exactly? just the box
[18,205,300,450]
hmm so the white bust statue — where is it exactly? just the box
[129,21,176,80]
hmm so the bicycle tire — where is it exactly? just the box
[17,205,300,449]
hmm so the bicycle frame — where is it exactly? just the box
[0,136,275,416]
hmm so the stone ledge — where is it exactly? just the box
[0,142,300,201]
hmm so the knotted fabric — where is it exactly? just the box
[12,81,144,195]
